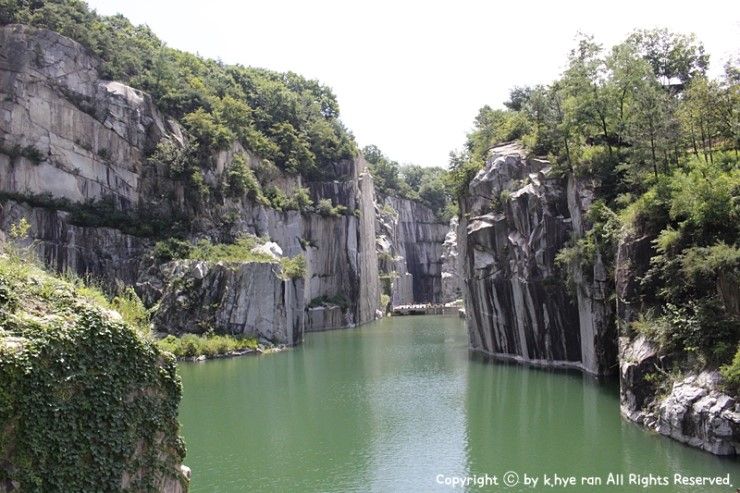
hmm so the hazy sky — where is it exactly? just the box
[85,0,739,167]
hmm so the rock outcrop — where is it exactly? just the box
[458,143,615,375]
[616,231,740,455]
[440,217,462,302]
[144,260,304,345]
[375,195,450,305]
[0,199,149,284]
[620,336,740,455]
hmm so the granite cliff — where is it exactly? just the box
[0,24,379,342]
[458,143,615,376]
[375,195,454,306]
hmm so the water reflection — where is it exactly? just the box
[463,355,738,492]
[179,316,738,493]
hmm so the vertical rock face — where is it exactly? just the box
[356,166,381,322]
[0,200,150,284]
[146,261,304,345]
[375,195,450,305]
[440,217,462,302]
[620,335,740,455]
[302,158,379,330]
[458,143,615,375]
[0,25,380,337]
[0,25,167,207]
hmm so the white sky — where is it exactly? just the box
[85,0,739,167]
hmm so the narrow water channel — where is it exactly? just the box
[178,315,738,492]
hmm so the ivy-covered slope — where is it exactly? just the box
[0,251,189,492]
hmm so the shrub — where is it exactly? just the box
[157,333,258,358]
[315,198,346,217]
[0,143,44,164]
[183,108,235,151]
[147,139,193,177]
[290,187,313,211]
[110,287,151,336]
[720,346,740,395]
[225,153,265,202]
[153,238,193,262]
[379,293,390,312]
[316,198,334,216]
[189,235,274,263]
[280,255,306,280]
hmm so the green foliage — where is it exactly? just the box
[157,333,258,359]
[279,255,306,280]
[555,200,620,293]
[0,142,44,164]
[146,139,195,178]
[720,346,740,395]
[265,186,313,212]
[362,145,451,218]
[8,217,30,240]
[290,186,314,211]
[183,108,234,151]
[667,158,739,239]
[153,238,193,262]
[450,28,736,200]
[0,255,185,492]
[447,28,737,372]
[379,293,390,312]
[224,153,267,204]
[154,235,275,264]
[632,299,737,365]
[189,236,274,264]
[0,191,187,239]
[1,0,356,177]
[315,198,346,217]
[110,287,151,336]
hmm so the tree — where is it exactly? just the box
[419,177,447,215]
[627,29,709,87]
[504,86,533,111]
[562,34,617,157]
[269,122,315,173]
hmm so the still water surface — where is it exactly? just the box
[179,315,739,492]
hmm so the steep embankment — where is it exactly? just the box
[0,252,188,492]
[458,143,615,375]
[0,24,379,340]
[618,229,740,455]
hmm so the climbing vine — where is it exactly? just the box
[0,257,186,492]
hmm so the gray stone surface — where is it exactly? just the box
[375,195,449,305]
[620,336,740,455]
[149,260,304,345]
[617,231,740,456]
[458,143,615,375]
[440,217,462,302]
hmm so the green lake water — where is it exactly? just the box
[178,315,739,492]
